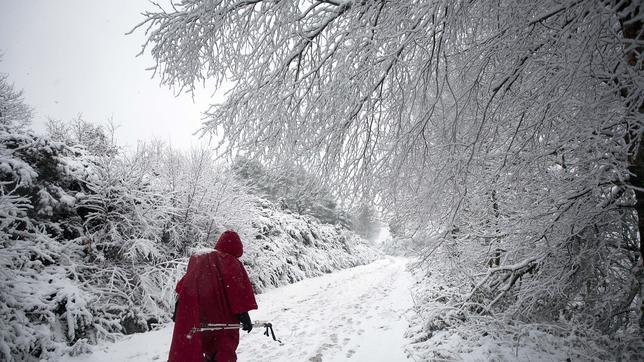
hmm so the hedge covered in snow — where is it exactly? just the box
[241,203,380,292]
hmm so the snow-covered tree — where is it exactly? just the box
[0,74,100,360]
[0,73,32,130]
[136,0,644,354]
[149,145,261,248]
[47,117,118,157]
[351,202,380,241]
[231,156,350,226]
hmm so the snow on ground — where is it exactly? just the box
[62,257,414,362]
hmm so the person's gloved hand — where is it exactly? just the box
[237,312,252,333]
[171,300,178,322]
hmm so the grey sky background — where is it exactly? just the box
[0,0,215,150]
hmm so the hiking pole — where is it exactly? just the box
[187,321,282,344]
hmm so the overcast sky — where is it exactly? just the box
[0,1,216,150]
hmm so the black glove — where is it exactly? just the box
[237,312,252,333]
[172,299,178,322]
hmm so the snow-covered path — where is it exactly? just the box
[63,257,414,362]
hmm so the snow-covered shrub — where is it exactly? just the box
[240,201,381,292]
[0,86,98,360]
[76,154,177,334]
[406,257,644,361]
[150,146,261,253]
[0,75,176,359]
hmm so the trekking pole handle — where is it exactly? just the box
[186,323,242,339]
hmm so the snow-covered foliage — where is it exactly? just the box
[1,97,99,359]
[47,117,118,157]
[406,258,644,361]
[242,201,380,292]
[152,146,261,253]
[136,0,643,359]
[231,156,353,228]
[0,72,32,130]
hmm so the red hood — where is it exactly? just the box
[215,230,243,258]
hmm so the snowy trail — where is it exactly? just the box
[239,257,413,362]
[62,257,413,362]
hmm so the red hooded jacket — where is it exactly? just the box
[168,231,257,362]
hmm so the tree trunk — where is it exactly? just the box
[616,0,644,332]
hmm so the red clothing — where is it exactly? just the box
[168,231,257,362]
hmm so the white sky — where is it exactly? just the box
[0,0,217,150]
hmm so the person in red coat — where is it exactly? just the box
[168,230,258,362]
